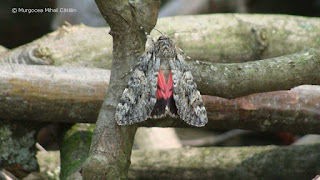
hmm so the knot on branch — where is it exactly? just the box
[1,45,53,65]
[96,0,160,36]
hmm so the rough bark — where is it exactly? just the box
[55,124,320,180]
[1,64,320,133]
[129,145,320,180]
[59,126,182,179]
[1,14,320,67]
[1,47,320,99]
[54,130,320,180]
[81,0,160,179]
[0,65,109,123]
[0,25,113,68]
[190,49,320,98]
[145,85,320,134]
[151,14,320,63]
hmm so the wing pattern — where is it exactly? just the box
[170,51,208,127]
[115,46,160,125]
[116,35,207,127]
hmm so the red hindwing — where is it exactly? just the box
[156,70,174,100]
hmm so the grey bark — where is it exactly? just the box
[1,14,319,67]
[81,0,160,179]
[1,64,320,133]
[129,145,320,180]
[57,126,320,180]
[2,49,319,99]
[0,65,110,123]
[190,49,320,98]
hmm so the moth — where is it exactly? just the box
[115,35,208,127]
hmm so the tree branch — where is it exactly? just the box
[0,65,109,123]
[129,145,320,180]
[58,127,320,180]
[191,49,320,98]
[1,63,320,134]
[1,14,319,67]
[81,0,160,179]
[143,85,320,134]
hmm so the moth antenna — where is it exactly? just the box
[153,28,164,35]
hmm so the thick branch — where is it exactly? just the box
[129,145,320,180]
[1,64,320,134]
[58,128,320,180]
[82,0,160,179]
[1,14,319,67]
[0,25,112,68]
[192,49,320,98]
[143,85,320,134]
[1,49,319,100]
[0,65,109,123]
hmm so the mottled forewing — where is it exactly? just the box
[115,47,159,125]
[170,50,208,127]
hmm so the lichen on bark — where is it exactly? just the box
[0,120,39,178]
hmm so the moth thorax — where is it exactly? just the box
[157,40,176,59]
[160,58,172,82]
[161,48,176,59]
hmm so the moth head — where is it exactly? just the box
[156,35,176,58]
